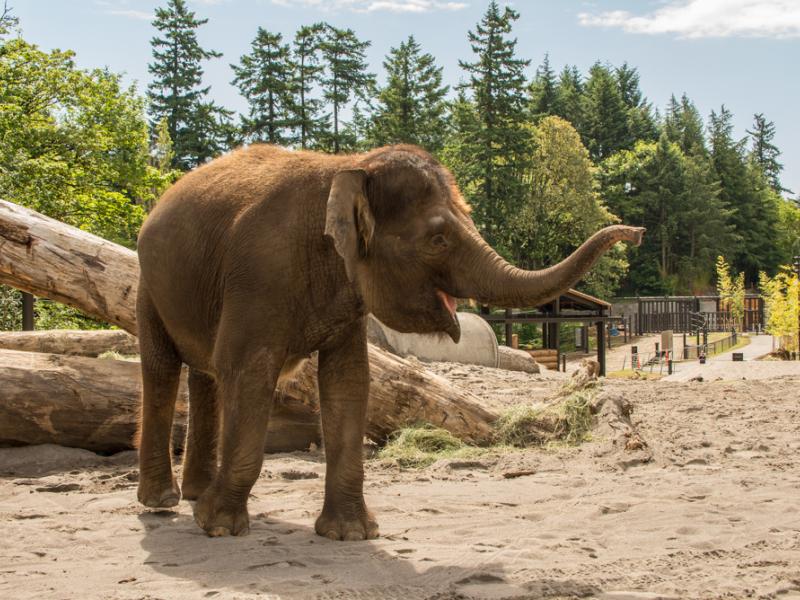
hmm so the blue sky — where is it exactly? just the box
[13,0,800,196]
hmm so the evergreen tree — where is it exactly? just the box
[319,25,374,153]
[664,93,707,157]
[709,105,781,282]
[600,135,732,294]
[231,27,294,144]
[528,53,557,119]
[616,62,658,144]
[292,23,326,149]
[581,62,629,161]
[452,1,531,252]
[552,65,584,131]
[366,35,449,152]
[747,113,786,193]
[147,0,228,169]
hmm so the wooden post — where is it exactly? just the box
[504,308,513,347]
[596,318,606,377]
[21,292,34,331]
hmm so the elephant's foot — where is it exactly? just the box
[180,470,214,501]
[193,490,250,537]
[137,475,180,509]
[315,503,379,541]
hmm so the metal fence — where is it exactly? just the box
[682,331,738,359]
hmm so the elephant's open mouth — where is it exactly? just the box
[436,289,461,344]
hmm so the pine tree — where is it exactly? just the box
[709,105,781,282]
[581,62,629,161]
[616,62,657,144]
[231,27,294,144]
[367,35,449,152]
[147,0,228,169]
[453,1,531,251]
[291,23,326,149]
[664,93,707,157]
[528,53,557,119]
[319,25,374,153]
[600,135,732,294]
[552,65,584,131]
[747,113,786,194]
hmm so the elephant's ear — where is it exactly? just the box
[325,169,375,282]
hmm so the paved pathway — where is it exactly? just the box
[663,335,782,381]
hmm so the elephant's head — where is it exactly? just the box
[325,145,644,343]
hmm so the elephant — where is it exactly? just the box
[135,143,644,540]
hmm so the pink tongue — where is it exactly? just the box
[436,290,457,317]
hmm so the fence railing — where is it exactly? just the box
[619,349,678,375]
[682,331,738,359]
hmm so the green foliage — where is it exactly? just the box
[580,62,629,161]
[552,65,584,132]
[507,116,628,297]
[715,256,745,326]
[291,23,327,149]
[775,199,800,265]
[600,136,732,294]
[366,36,449,152]
[529,53,557,120]
[710,106,782,283]
[148,0,231,169]
[0,287,21,331]
[664,94,707,157]
[319,25,375,153]
[0,37,170,246]
[231,27,295,144]
[0,34,175,330]
[447,1,531,254]
[747,113,786,194]
[759,268,799,351]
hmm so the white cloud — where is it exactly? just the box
[578,0,800,39]
[272,0,467,13]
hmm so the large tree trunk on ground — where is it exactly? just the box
[0,348,321,454]
[0,330,139,357]
[0,200,498,445]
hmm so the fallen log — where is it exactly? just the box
[0,348,320,454]
[0,329,138,357]
[0,200,498,445]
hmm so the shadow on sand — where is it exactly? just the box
[137,509,600,600]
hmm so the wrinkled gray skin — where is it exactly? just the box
[136,144,644,540]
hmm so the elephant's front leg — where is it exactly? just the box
[315,320,378,541]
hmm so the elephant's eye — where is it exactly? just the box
[430,233,448,249]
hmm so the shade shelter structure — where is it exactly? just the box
[478,288,617,376]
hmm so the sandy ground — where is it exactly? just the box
[2,363,800,600]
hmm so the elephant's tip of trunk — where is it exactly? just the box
[618,225,646,247]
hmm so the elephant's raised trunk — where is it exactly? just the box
[451,224,645,308]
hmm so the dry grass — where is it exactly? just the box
[377,425,484,468]
[379,391,596,468]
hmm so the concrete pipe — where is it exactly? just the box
[367,312,500,368]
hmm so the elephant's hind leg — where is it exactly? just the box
[136,284,182,509]
[181,369,219,500]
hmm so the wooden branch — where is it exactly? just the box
[0,200,498,445]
